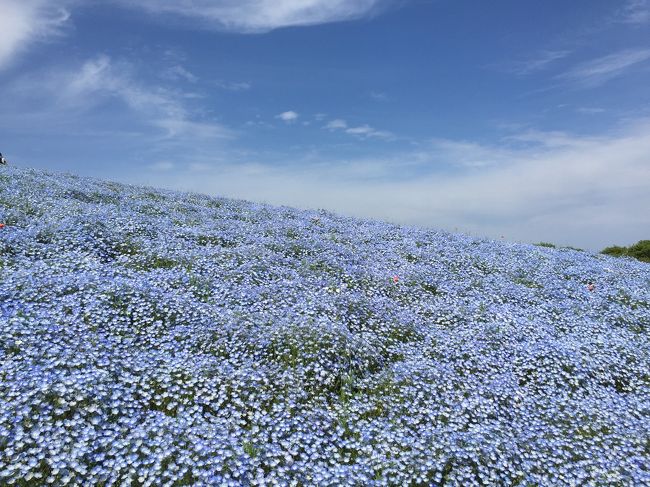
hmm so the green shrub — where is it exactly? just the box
[602,245,627,257]
[601,240,650,263]
[627,240,650,263]
[534,242,556,248]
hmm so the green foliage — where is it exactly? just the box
[627,240,650,263]
[602,240,650,263]
[242,441,259,458]
[533,242,584,252]
[148,256,178,269]
[602,245,627,257]
[195,235,237,248]
[562,246,584,252]
[421,282,439,295]
[514,277,542,289]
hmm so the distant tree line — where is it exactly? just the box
[601,240,650,263]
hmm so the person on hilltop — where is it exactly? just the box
[0,153,7,165]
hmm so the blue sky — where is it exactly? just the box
[1,0,649,250]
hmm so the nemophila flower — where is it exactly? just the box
[0,165,648,486]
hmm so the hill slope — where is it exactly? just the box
[1,166,649,486]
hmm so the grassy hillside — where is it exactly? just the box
[1,166,649,486]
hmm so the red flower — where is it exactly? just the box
[393,275,399,283]
[0,223,5,229]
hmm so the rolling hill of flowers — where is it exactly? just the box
[1,165,649,486]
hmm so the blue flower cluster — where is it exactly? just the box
[1,166,649,486]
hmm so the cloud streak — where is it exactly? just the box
[0,0,72,70]
[325,118,393,139]
[214,80,251,91]
[60,56,232,139]
[558,48,650,86]
[0,54,234,147]
[113,0,387,33]
[0,1,390,69]
[510,50,572,76]
[619,0,650,24]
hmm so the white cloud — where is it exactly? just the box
[164,65,198,83]
[65,56,232,139]
[510,50,572,76]
[154,118,232,139]
[325,119,347,130]
[369,91,388,101]
[214,80,251,91]
[345,124,393,139]
[2,55,233,142]
[620,0,650,24]
[0,1,390,69]
[558,48,650,86]
[114,0,386,33]
[0,0,72,70]
[276,111,299,122]
[135,119,650,251]
[424,139,516,168]
[503,129,596,149]
[577,107,606,115]
[325,119,393,139]
[148,161,175,171]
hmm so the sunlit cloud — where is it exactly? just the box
[325,119,393,139]
[276,111,299,123]
[113,0,388,33]
[0,0,72,70]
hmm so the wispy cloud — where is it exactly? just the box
[503,129,597,149]
[577,107,606,115]
[276,111,299,123]
[619,0,650,24]
[0,0,72,70]
[1,55,233,143]
[0,1,392,69]
[148,161,175,171]
[346,124,393,139]
[63,56,232,139]
[214,80,251,91]
[325,118,393,139]
[113,0,388,33]
[510,50,572,76]
[369,91,388,101]
[424,139,517,168]
[558,48,650,86]
[325,119,348,130]
[163,65,198,83]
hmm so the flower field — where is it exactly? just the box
[0,166,649,486]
